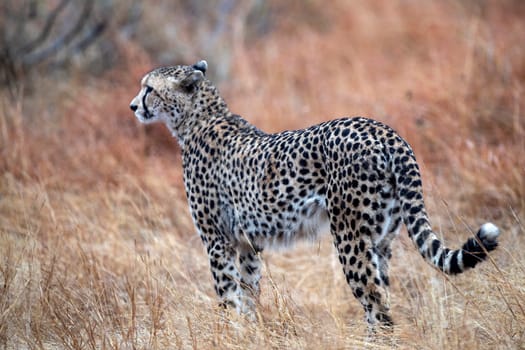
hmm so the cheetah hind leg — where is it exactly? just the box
[332,224,394,334]
[357,240,393,332]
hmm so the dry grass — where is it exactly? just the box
[1,1,524,349]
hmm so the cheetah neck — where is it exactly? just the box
[167,82,231,149]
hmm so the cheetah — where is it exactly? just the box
[129,60,500,330]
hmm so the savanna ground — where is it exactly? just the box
[1,1,524,349]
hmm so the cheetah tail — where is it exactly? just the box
[397,160,500,274]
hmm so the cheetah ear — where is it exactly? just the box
[180,70,204,90]
[192,60,207,75]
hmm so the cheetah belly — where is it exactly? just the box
[249,195,330,250]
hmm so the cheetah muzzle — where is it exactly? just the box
[129,60,500,331]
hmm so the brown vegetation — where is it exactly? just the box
[1,0,524,348]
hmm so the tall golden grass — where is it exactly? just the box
[1,1,524,348]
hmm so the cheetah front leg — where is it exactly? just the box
[204,237,254,316]
[238,245,262,300]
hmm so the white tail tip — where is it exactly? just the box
[479,222,500,241]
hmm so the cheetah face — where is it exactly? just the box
[129,60,208,125]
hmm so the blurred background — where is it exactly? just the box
[0,1,524,349]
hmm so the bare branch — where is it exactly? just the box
[21,0,94,66]
[52,20,106,68]
[0,47,19,88]
[15,0,72,55]
[73,20,106,53]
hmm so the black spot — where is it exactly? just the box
[409,205,422,215]
[381,274,390,286]
[360,274,368,285]
[416,230,431,247]
[349,256,357,265]
[405,191,417,199]
[353,273,360,282]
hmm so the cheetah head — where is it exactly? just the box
[129,60,208,125]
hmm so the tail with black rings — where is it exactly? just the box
[392,142,500,274]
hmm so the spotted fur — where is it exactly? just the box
[130,60,500,330]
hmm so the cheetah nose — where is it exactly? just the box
[130,104,138,112]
